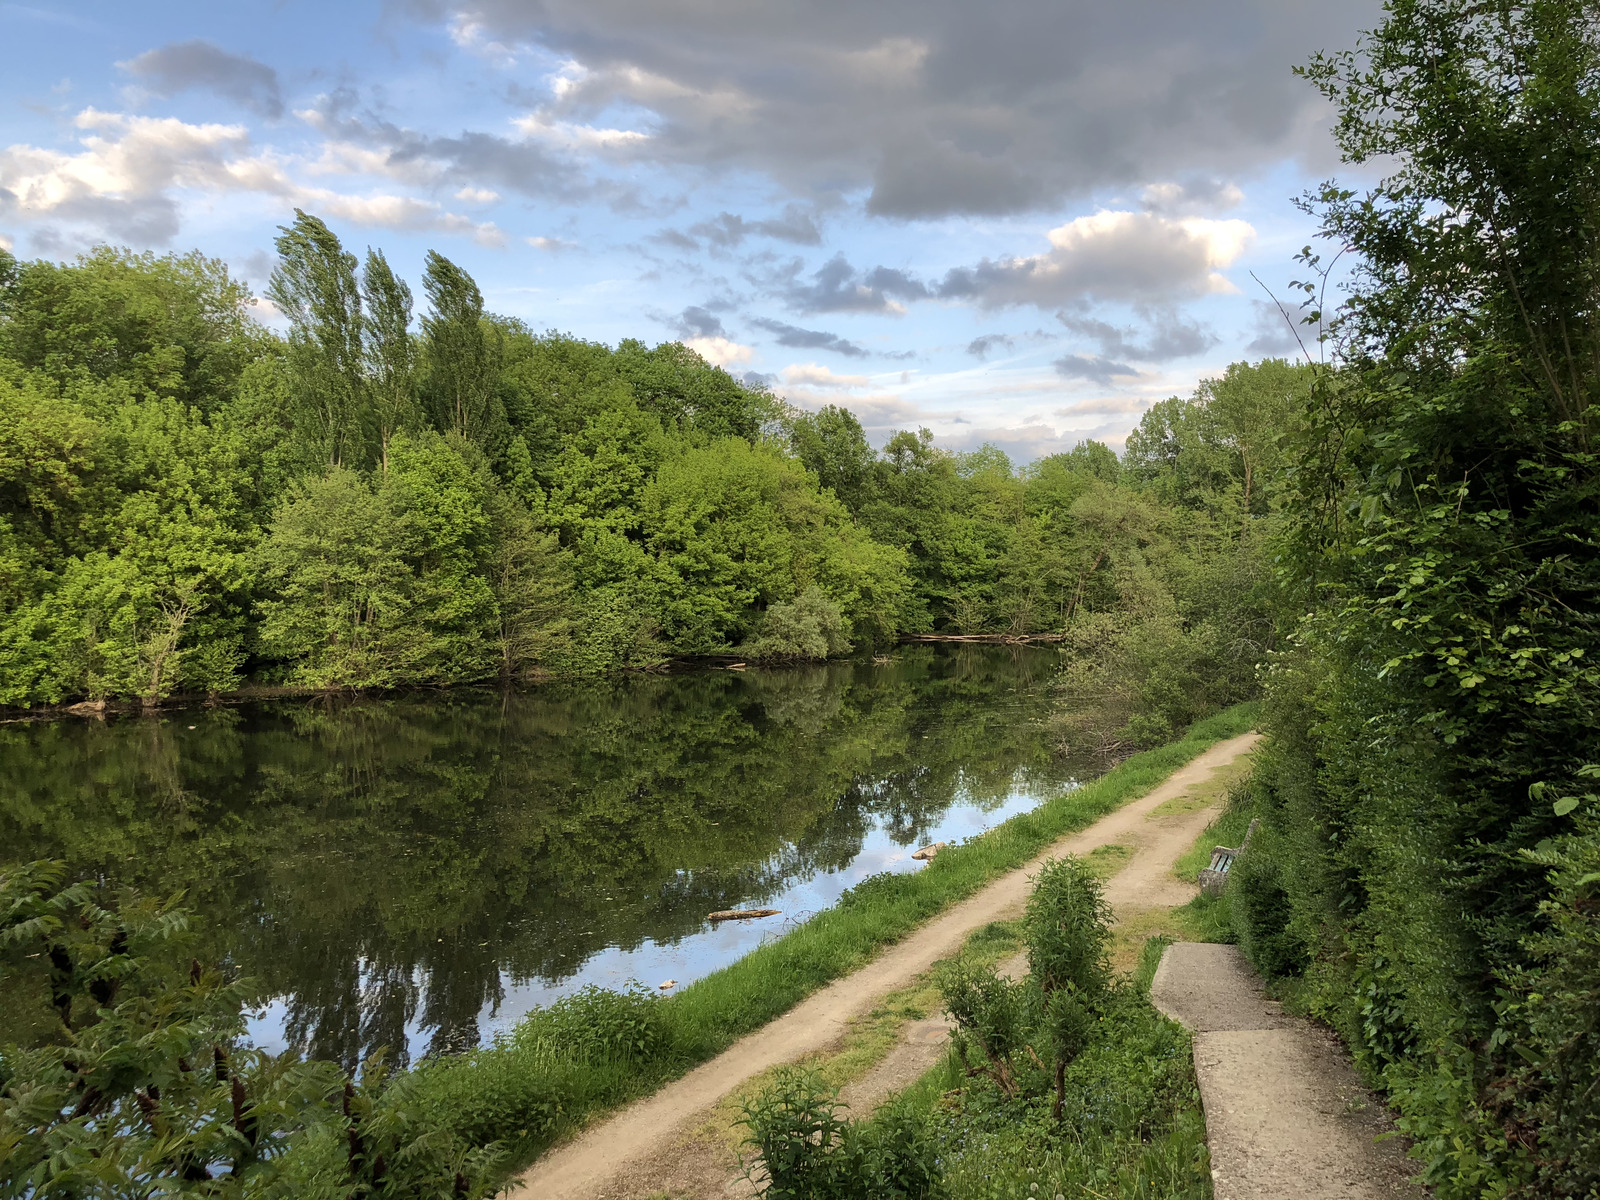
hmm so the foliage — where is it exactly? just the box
[0,861,500,1198]
[1241,0,1600,1193]
[1227,848,1306,979]
[738,1068,941,1200]
[739,586,851,660]
[740,863,1209,1200]
[0,222,925,706]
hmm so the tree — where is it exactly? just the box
[0,246,260,412]
[267,211,369,470]
[1254,2,1600,1192]
[361,249,421,471]
[421,252,505,452]
[788,404,877,511]
[486,493,573,680]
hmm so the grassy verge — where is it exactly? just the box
[878,936,1210,1200]
[412,701,1258,1175]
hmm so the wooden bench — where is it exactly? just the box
[1198,818,1259,897]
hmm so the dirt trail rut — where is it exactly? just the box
[505,732,1261,1200]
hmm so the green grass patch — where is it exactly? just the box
[1085,842,1135,879]
[1171,790,1256,884]
[414,701,1259,1176]
[1167,769,1261,947]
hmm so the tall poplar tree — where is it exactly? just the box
[267,211,369,469]
[420,251,505,452]
[360,248,420,471]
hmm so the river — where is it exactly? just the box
[0,645,1076,1067]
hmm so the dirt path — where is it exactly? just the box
[505,732,1261,1200]
[1152,943,1425,1200]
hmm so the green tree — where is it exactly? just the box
[421,252,505,452]
[1253,1,1600,1192]
[788,404,877,511]
[0,246,260,412]
[257,433,500,689]
[267,210,370,470]
[361,248,421,471]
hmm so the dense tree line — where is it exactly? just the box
[0,219,1301,729]
[1225,0,1600,1194]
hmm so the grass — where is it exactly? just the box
[697,920,1027,1156]
[808,934,1213,1200]
[413,701,1260,1177]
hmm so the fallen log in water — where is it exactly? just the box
[706,908,782,922]
[898,633,1066,644]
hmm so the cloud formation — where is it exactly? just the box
[967,333,1014,359]
[939,210,1253,308]
[778,253,928,314]
[1053,353,1138,385]
[121,40,284,118]
[780,363,870,387]
[684,335,753,365]
[1057,308,1216,363]
[684,206,822,247]
[0,109,502,246]
[750,316,868,357]
[409,0,1378,217]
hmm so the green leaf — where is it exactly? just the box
[1552,796,1580,817]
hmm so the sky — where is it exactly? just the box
[0,0,1382,461]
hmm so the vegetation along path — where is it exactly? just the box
[505,731,1261,1200]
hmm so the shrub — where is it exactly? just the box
[737,1067,939,1200]
[740,586,851,660]
[0,861,501,1198]
[1496,825,1600,1197]
[1229,851,1306,978]
[533,984,664,1064]
[1024,856,1113,1002]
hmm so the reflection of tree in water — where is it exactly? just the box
[0,646,1068,1068]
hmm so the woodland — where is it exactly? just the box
[0,216,1291,754]
[2,0,1599,1195]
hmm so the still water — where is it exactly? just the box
[0,645,1075,1067]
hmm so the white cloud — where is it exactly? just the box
[939,209,1255,308]
[0,109,504,246]
[526,235,576,250]
[1055,395,1157,416]
[455,185,501,203]
[512,113,650,150]
[449,13,518,67]
[684,335,753,366]
[780,363,871,388]
[1140,179,1245,214]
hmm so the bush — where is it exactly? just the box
[535,984,664,1064]
[1229,850,1306,978]
[0,861,501,1198]
[1024,856,1113,1002]
[740,586,852,660]
[738,1067,940,1200]
[1496,825,1600,1197]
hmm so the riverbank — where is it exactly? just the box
[501,725,1259,1198]
[0,640,1062,723]
[401,702,1258,1187]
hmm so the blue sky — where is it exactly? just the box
[0,0,1380,460]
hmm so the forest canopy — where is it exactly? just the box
[0,217,1301,742]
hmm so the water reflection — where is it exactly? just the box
[0,646,1071,1067]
